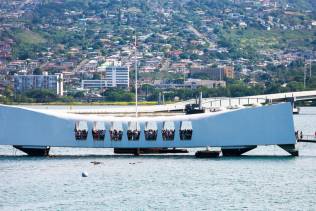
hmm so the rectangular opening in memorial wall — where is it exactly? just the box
[162,121,175,141]
[74,121,88,141]
[145,121,158,141]
[92,121,106,141]
[180,121,193,140]
[110,122,123,141]
[127,122,141,141]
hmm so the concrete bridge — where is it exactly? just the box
[198,90,316,109]
[47,90,316,115]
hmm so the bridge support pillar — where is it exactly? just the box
[13,145,50,156]
[278,144,299,156]
[221,146,257,156]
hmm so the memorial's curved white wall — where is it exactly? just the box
[0,103,296,148]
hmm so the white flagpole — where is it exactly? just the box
[134,34,138,118]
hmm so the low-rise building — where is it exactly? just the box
[184,78,226,89]
[154,78,226,89]
[81,80,107,90]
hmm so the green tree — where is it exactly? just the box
[101,89,135,102]
[24,89,57,103]
[33,68,42,75]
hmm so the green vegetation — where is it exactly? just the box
[1,0,314,62]
[101,89,135,102]
[236,29,314,50]
[0,88,155,105]
[15,30,46,45]
[7,29,47,60]
[219,28,315,61]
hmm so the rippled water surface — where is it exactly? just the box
[1,107,316,210]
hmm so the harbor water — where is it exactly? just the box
[1,107,316,210]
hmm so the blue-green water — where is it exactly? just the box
[1,107,316,210]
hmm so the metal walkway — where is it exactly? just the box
[298,135,316,143]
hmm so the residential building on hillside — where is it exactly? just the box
[222,66,235,79]
[97,58,122,72]
[14,72,63,96]
[191,65,234,80]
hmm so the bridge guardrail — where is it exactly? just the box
[299,135,316,141]
[201,97,268,108]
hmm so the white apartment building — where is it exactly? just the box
[105,66,129,88]
[81,65,129,90]
[14,72,64,96]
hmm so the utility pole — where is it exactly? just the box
[158,92,162,105]
[310,55,312,78]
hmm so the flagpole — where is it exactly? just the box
[134,34,138,118]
